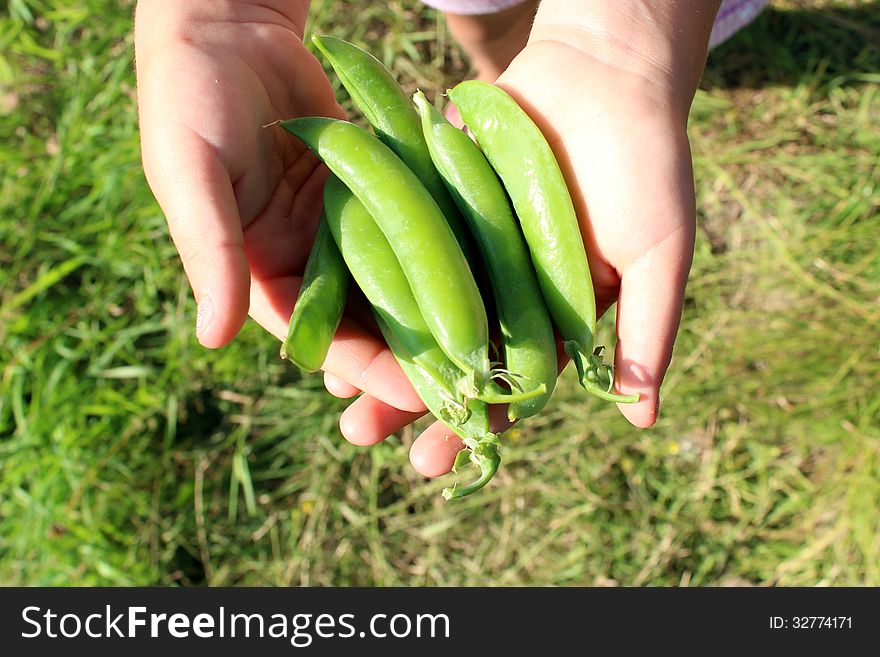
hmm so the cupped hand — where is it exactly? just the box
[344,40,697,476]
[134,1,424,413]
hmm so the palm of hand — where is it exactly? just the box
[138,8,343,341]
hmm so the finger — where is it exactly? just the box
[324,372,360,399]
[325,321,426,412]
[614,225,694,427]
[249,275,426,412]
[339,395,426,447]
[409,422,466,478]
[140,120,250,349]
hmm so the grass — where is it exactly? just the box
[0,0,878,586]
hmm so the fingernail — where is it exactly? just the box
[654,395,661,418]
[196,295,214,338]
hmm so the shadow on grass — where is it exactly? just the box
[704,2,880,90]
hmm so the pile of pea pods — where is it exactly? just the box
[279,36,638,499]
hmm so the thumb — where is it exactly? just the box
[613,226,694,427]
[141,124,250,348]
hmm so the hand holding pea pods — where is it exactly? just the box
[310,31,699,449]
[136,0,697,499]
[276,34,696,493]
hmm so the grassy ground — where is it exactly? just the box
[1,0,877,586]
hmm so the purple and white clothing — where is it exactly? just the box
[420,0,769,49]
[420,0,531,14]
[709,0,769,48]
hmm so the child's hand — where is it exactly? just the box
[135,1,425,414]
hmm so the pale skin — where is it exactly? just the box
[135,0,721,478]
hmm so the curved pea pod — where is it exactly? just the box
[282,117,545,404]
[322,174,545,408]
[448,81,639,404]
[373,313,499,500]
[279,210,348,372]
[414,90,557,421]
[310,34,475,259]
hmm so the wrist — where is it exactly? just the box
[528,0,721,115]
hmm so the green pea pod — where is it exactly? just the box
[310,34,475,260]
[323,174,464,407]
[373,313,499,500]
[322,174,544,408]
[281,117,545,405]
[414,90,557,421]
[449,81,639,404]
[279,210,348,372]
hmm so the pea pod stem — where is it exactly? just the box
[392,344,501,500]
[374,314,501,500]
[375,313,490,437]
[566,343,640,403]
[441,437,501,500]
[471,379,546,404]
